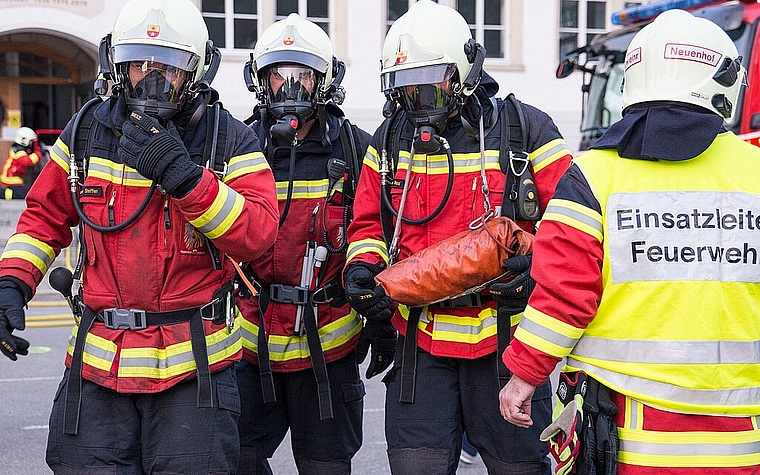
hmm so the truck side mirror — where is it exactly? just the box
[556,58,577,79]
[750,113,760,130]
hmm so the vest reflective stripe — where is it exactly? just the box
[531,138,570,173]
[399,304,498,345]
[239,311,361,361]
[542,198,603,242]
[1,234,56,275]
[88,157,152,187]
[515,306,582,357]
[117,326,241,378]
[224,151,269,182]
[347,238,389,263]
[567,134,760,415]
[67,328,117,371]
[189,183,245,239]
[568,357,760,413]
[618,427,760,467]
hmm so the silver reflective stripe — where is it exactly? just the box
[194,188,238,235]
[119,331,241,369]
[275,181,330,197]
[532,141,567,169]
[621,438,760,456]
[568,357,760,407]
[67,332,117,364]
[425,154,500,172]
[573,337,760,365]
[519,317,580,350]
[433,313,497,335]
[544,202,604,235]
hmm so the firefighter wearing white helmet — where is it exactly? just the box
[0,127,39,199]
[0,0,280,473]
[237,12,372,475]
[344,1,574,473]
[500,9,760,475]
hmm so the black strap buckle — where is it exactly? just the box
[102,308,147,330]
[200,298,222,321]
[438,294,483,309]
[269,284,309,305]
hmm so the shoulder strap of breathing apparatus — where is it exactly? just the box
[337,116,362,205]
[499,93,540,222]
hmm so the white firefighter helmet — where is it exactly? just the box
[14,127,36,147]
[380,0,481,98]
[622,8,745,120]
[109,0,212,118]
[251,13,336,102]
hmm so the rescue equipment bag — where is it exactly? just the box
[373,216,533,307]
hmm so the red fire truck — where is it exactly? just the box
[557,0,760,150]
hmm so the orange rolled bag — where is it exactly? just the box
[374,216,533,307]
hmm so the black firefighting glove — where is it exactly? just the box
[0,278,30,361]
[119,111,202,197]
[489,254,535,316]
[356,319,397,379]
[344,262,394,322]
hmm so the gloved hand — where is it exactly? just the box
[344,263,394,322]
[489,254,535,315]
[356,319,397,379]
[119,111,202,197]
[0,279,30,361]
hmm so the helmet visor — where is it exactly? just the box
[268,65,318,103]
[381,63,457,92]
[399,81,455,112]
[127,61,189,104]
[112,44,200,73]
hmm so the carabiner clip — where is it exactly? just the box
[469,209,495,230]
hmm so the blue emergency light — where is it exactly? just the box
[611,0,722,25]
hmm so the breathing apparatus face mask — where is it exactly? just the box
[384,64,459,154]
[124,60,191,122]
[265,64,320,143]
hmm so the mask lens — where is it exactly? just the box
[401,81,454,112]
[128,61,188,103]
[268,65,316,103]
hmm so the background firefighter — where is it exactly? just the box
[343,1,573,474]
[0,0,279,473]
[0,126,40,200]
[235,13,374,475]
[500,9,760,475]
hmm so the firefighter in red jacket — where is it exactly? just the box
[343,2,573,474]
[1,126,40,199]
[500,9,760,475]
[0,1,278,473]
[235,14,376,475]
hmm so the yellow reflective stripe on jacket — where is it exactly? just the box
[224,151,269,183]
[514,305,583,358]
[276,178,344,200]
[87,157,152,187]
[189,182,245,239]
[363,146,381,173]
[1,234,56,275]
[542,198,603,242]
[398,150,501,175]
[347,238,389,264]
[531,138,570,173]
[49,138,70,173]
[567,133,760,415]
[398,304,499,345]
[239,310,361,361]
[67,328,117,372]
[117,326,241,378]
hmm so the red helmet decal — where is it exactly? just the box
[283,35,295,45]
[147,24,160,38]
[396,50,407,65]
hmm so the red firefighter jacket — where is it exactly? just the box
[346,88,572,359]
[1,144,40,187]
[0,96,279,393]
[238,108,371,372]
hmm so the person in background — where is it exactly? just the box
[0,0,279,473]
[500,9,760,475]
[343,1,573,473]
[1,126,40,199]
[235,13,375,475]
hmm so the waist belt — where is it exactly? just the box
[437,293,491,309]
[63,280,235,436]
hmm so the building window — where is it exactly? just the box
[201,0,258,50]
[276,0,330,36]
[559,0,608,59]
[385,0,507,60]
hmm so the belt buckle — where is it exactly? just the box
[200,298,221,321]
[102,308,147,330]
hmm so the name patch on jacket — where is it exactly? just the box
[80,186,102,197]
[607,191,760,283]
